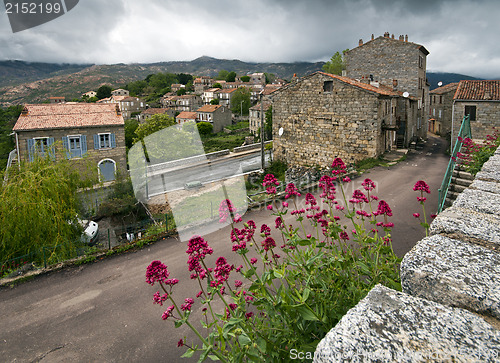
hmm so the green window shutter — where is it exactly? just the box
[27,139,35,162]
[81,135,87,155]
[110,133,116,148]
[94,134,100,150]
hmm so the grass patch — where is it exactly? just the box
[355,157,389,172]
[225,121,249,131]
[201,133,247,153]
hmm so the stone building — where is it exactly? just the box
[452,80,500,145]
[249,101,271,135]
[272,72,417,167]
[12,103,127,182]
[345,32,429,141]
[429,82,459,136]
[196,105,232,133]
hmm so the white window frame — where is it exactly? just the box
[98,133,111,149]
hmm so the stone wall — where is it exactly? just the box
[452,101,500,144]
[314,149,500,362]
[272,72,389,167]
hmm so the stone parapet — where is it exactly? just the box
[314,151,500,361]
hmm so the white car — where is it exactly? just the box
[79,219,99,245]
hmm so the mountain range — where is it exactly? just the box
[0,56,485,107]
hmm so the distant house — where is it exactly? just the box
[112,89,130,97]
[194,76,213,94]
[249,101,271,135]
[83,91,97,98]
[12,103,127,182]
[272,71,419,167]
[176,111,198,126]
[216,88,238,108]
[249,73,266,86]
[196,105,232,133]
[98,95,146,119]
[49,96,65,104]
[202,88,221,105]
[138,108,175,123]
[451,80,500,145]
[171,84,185,93]
[429,82,459,135]
[177,95,203,112]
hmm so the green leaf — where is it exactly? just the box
[174,320,183,328]
[296,305,320,321]
[208,355,220,361]
[238,333,252,346]
[181,348,195,358]
[297,239,311,246]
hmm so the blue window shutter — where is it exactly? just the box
[48,137,55,160]
[62,136,70,159]
[94,134,100,150]
[110,133,116,148]
[81,135,87,155]
[27,139,35,162]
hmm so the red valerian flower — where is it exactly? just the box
[146,260,170,286]
[162,305,175,320]
[263,174,279,195]
[250,258,257,265]
[374,200,393,217]
[235,280,243,288]
[350,189,369,204]
[153,291,168,306]
[284,183,301,199]
[319,175,336,200]
[219,199,236,223]
[413,180,431,194]
[262,237,276,251]
[361,178,376,191]
[181,298,195,311]
[177,339,184,347]
[213,256,234,286]
[186,236,214,274]
[331,157,347,175]
[413,213,420,218]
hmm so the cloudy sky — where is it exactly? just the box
[1,0,499,78]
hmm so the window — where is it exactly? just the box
[94,133,116,149]
[464,105,476,121]
[323,81,333,93]
[27,137,54,161]
[438,110,442,119]
[34,137,49,153]
[98,159,116,182]
[63,135,87,158]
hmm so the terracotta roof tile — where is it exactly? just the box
[430,82,459,95]
[142,108,169,115]
[197,105,222,113]
[13,103,124,131]
[453,80,500,101]
[176,111,198,119]
[318,72,400,96]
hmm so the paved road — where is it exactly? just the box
[0,135,449,362]
[145,151,270,196]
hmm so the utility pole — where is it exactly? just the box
[260,91,265,170]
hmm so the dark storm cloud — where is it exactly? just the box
[0,0,499,78]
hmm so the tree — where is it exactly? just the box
[197,122,213,135]
[176,88,187,96]
[0,154,95,263]
[265,105,273,140]
[177,73,193,85]
[124,118,139,149]
[322,49,349,75]
[96,85,112,100]
[240,75,250,82]
[210,99,220,105]
[0,105,23,170]
[133,114,176,143]
[217,70,229,80]
[230,87,251,116]
[225,71,237,83]
[212,83,222,89]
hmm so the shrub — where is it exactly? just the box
[197,122,213,136]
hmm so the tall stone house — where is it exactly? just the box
[12,103,127,182]
[196,105,232,133]
[272,72,417,167]
[345,32,429,145]
[249,101,271,135]
[98,95,146,120]
[451,80,500,145]
[429,82,459,136]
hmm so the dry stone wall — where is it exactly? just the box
[314,148,500,362]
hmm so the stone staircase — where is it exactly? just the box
[444,166,474,207]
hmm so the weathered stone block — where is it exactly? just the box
[430,206,500,245]
[469,179,500,195]
[401,235,500,318]
[453,188,500,215]
[314,285,500,363]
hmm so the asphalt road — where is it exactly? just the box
[0,135,449,362]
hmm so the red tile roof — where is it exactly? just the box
[430,82,459,95]
[13,103,124,131]
[142,108,169,115]
[197,105,222,113]
[453,80,500,101]
[176,111,198,119]
[318,72,401,96]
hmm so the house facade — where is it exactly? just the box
[452,80,500,145]
[176,111,198,126]
[345,33,429,140]
[429,82,459,136]
[112,89,130,97]
[216,88,238,108]
[196,105,232,133]
[12,103,127,182]
[249,101,271,135]
[272,72,416,167]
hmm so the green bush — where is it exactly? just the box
[197,122,213,136]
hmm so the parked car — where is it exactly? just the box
[79,219,99,245]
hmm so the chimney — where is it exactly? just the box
[405,35,408,42]
[399,35,404,41]
[115,104,121,115]
[21,106,29,116]
[359,39,363,46]
[392,79,398,90]
[384,32,390,38]
[391,34,395,39]
[371,34,374,40]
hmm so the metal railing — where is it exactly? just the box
[437,115,471,213]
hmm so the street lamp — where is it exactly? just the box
[240,100,244,117]
[260,90,264,170]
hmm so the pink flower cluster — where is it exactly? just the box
[319,175,336,201]
[219,199,236,223]
[263,174,279,195]
[284,183,301,199]
[186,236,214,274]
[331,158,347,176]
[213,256,234,286]
[146,260,170,286]
[413,180,430,194]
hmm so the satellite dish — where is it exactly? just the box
[403,92,409,98]
[438,81,443,87]
[278,127,284,136]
